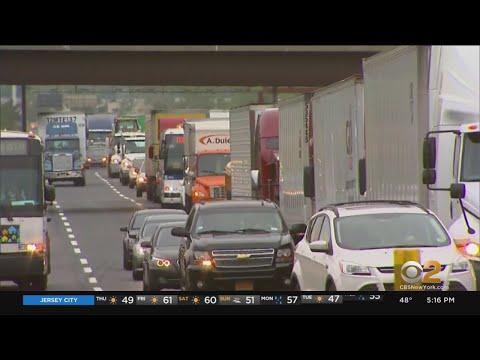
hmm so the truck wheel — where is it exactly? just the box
[136,189,142,198]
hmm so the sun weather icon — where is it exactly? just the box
[192,296,200,305]
[316,296,323,303]
[109,296,117,305]
[151,296,159,305]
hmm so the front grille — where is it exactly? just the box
[377,265,447,274]
[52,154,73,171]
[212,248,275,269]
[210,186,225,199]
[164,193,181,198]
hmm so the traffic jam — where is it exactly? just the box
[0,45,478,292]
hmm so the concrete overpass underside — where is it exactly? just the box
[0,49,385,87]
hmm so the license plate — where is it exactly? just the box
[235,280,254,291]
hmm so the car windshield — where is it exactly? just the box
[193,207,287,235]
[461,132,480,182]
[124,140,145,154]
[333,213,451,250]
[197,153,231,176]
[88,132,109,144]
[142,222,160,238]
[153,227,181,247]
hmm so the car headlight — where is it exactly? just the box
[452,260,470,273]
[276,247,293,262]
[111,159,119,164]
[194,191,205,198]
[340,261,371,275]
[193,251,209,260]
[136,245,144,255]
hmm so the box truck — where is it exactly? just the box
[183,120,231,212]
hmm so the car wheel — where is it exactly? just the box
[128,181,134,189]
[132,269,143,281]
[123,247,132,270]
[136,189,142,198]
[292,280,301,291]
[143,269,150,291]
[327,281,337,291]
[185,270,194,291]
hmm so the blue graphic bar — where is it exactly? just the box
[23,295,95,306]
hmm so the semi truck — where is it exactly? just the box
[86,113,115,167]
[306,75,366,211]
[228,104,274,199]
[361,46,480,283]
[37,113,87,186]
[145,110,207,202]
[278,94,314,226]
[0,130,56,290]
[151,127,185,206]
[183,120,231,212]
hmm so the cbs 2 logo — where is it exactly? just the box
[400,260,441,284]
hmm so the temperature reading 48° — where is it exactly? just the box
[399,296,413,304]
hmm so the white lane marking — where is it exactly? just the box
[64,222,70,227]
[89,277,98,284]
[53,201,58,205]
[55,205,60,209]
[68,234,75,239]
[93,287,103,291]
[135,202,142,206]
[83,267,93,273]
[71,241,78,246]
[80,258,88,265]
[59,212,64,216]
[66,228,72,233]
[73,248,81,254]
[130,199,136,203]
[61,216,67,221]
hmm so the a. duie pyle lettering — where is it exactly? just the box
[205,137,230,144]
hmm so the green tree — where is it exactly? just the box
[0,100,22,131]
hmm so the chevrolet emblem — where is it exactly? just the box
[237,254,251,259]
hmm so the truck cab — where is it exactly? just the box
[44,122,86,186]
[156,127,185,206]
[0,131,56,290]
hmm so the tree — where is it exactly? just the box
[0,100,22,131]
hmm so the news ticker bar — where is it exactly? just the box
[22,294,384,306]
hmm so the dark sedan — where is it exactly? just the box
[121,209,186,270]
[141,221,186,291]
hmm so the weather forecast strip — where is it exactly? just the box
[21,294,388,306]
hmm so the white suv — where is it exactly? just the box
[292,201,476,291]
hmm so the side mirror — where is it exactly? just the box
[148,145,154,159]
[309,240,329,252]
[450,183,466,199]
[45,184,56,202]
[159,140,166,160]
[120,226,128,232]
[290,223,307,245]
[140,241,152,248]
[171,227,189,237]
[303,166,315,198]
[251,170,259,189]
[422,169,436,185]
[47,217,51,223]
[423,137,436,169]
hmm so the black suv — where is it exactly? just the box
[171,199,304,291]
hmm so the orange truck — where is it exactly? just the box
[182,120,231,212]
